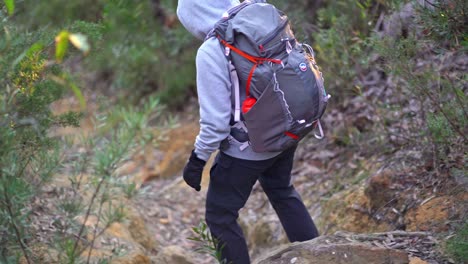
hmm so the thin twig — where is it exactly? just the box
[448,77,468,121]
[86,190,105,264]
[2,185,32,264]
[72,172,107,256]
[75,130,136,260]
[0,157,34,264]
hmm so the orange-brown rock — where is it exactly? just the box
[111,253,151,264]
[106,222,134,241]
[319,185,391,234]
[365,169,395,211]
[19,245,58,264]
[409,257,429,264]
[247,218,288,257]
[144,122,199,182]
[128,215,156,251]
[153,246,197,264]
[405,196,455,232]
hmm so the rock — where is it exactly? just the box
[238,217,251,239]
[144,123,199,182]
[153,246,198,264]
[106,222,134,241]
[405,196,454,232]
[382,3,416,39]
[82,210,156,263]
[409,257,429,264]
[111,253,151,264]
[108,210,157,246]
[248,218,288,257]
[254,236,409,264]
[365,169,395,211]
[128,215,157,251]
[249,219,279,248]
[319,185,391,234]
[19,245,59,264]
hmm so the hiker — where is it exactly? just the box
[177,0,320,263]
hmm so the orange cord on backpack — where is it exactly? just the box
[242,97,257,113]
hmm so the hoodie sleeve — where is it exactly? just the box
[193,41,232,161]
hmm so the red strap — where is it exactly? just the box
[218,37,283,98]
[219,38,283,65]
[284,131,299,140]
[246,64,258,97]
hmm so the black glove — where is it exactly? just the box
[183,150,206,192]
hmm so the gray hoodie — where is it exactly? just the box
[177,0,280,161]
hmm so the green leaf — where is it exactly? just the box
[4,0,14,16]
[454,87,466,101]
[69,33,90,55]
[70,83,86,109]
[12,42,43,68]
[55,31,70,63]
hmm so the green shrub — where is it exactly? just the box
[189,221,228,264]
[8,0,198,107]
[416,0,468,46]
[13,0,105,29]
[447,223,468,263]
[1,10,167,261]
[313,1,382,101]
[92,0,197,106]
[0,23,82,264]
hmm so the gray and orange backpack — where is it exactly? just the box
[208,0,330,152]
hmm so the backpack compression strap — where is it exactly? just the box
[228,61,242,122]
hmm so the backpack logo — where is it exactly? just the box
[299,63,308,72]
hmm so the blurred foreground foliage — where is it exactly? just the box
[0,23,166,261]
[1,1,169,262]
[8,0,197,106]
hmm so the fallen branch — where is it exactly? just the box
[335,230,431,240]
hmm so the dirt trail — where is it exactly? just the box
[131,117,338,263]
[49,97,462,263]
[132,118,219,263]
[131,108,463,263]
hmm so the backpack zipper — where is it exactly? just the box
[260,19,289,49]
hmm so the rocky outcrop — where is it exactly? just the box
[405,193,468,232]
[318,183,391,234]
[246,217,288,258]
[409,257,429,264]
[152,246,198,264]
[111,253,151,264]
[79,208,157,263]
[254,236,409,264]
[116,122,199,185]
[319,164,468,235]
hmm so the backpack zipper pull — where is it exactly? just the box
[259,45,265,53]
[282,38,293,54]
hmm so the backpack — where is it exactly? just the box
[210,0,330,153]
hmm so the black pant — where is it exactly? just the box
[205,147,319,264]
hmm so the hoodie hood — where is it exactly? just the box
[177,0,240,40]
